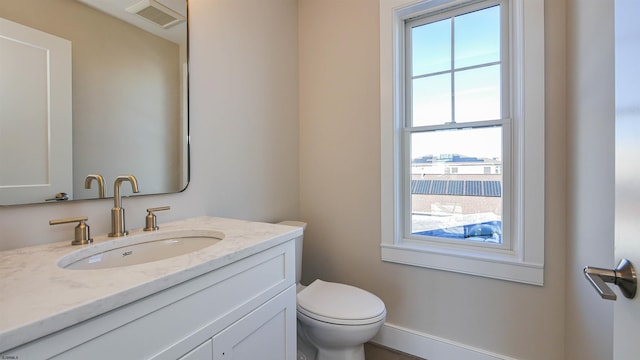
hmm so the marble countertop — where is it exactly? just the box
[0,216,302,353]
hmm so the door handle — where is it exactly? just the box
[584,258,637,301]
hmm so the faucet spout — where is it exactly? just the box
[109,175,140,237]
[84,174,105,198]
[113,175,139,208]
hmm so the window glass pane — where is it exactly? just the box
[412,19,451,76]
[454,65,501,122]
[410,127,502,244]
[412,74,451,126]
[454,6,500,69]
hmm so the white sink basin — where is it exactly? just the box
[58,230,224,270]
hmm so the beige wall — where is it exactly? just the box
[298,0,568,359]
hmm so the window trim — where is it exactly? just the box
[380,0,545,285]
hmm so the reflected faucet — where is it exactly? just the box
[109,175,140,237]
[84,174,105,198]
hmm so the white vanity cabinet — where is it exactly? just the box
[3,240,296,360]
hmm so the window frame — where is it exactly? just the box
[403,1,510,252]
[380,0,545,285]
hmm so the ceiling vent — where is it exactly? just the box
[126,0,185,29]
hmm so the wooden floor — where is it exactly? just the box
[364,343,426,360]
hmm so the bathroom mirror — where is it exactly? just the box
[0,0,188,205]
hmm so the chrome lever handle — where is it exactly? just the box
[584,267,617,300]
[584,258,637,301]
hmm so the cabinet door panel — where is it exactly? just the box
[180,339,212,360]
[212,286,296,360]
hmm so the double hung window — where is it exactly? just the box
[380,0,545,285]
[405,2,508,248]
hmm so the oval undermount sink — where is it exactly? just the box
[58,230,224,270]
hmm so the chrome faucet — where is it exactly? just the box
[109,175,140,237]
[84,174,105,198]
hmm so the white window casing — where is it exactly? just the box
[380,0,545,285]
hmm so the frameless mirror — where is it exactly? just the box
[0,0,188,205]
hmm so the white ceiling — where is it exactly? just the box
[77,0,186,45]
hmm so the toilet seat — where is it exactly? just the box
[297,280,386,326]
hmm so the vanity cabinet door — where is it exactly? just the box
[179,339,212,360]
[211,285,296,360]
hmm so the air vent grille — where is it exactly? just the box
[126,0,185,29]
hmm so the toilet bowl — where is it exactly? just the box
[278,221,386,360]
[297,279,386,360]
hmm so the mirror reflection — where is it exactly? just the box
[0,0,188,206]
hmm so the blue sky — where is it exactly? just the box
[409,5,503,160]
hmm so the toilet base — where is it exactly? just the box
[297,307,385,360]
[315,344,365,360]
[297,320,365,360]
[297,321,317,360]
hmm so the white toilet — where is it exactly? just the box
[279,221,386,360]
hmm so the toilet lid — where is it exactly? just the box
[297,280,386,325]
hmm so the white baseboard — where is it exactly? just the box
[371,323,517,360]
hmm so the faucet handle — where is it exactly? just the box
[50,217,93,246]
[144,206,171,231]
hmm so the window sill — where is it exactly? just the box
[381,242,543,285]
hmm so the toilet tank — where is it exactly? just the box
[278,221,307,284]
